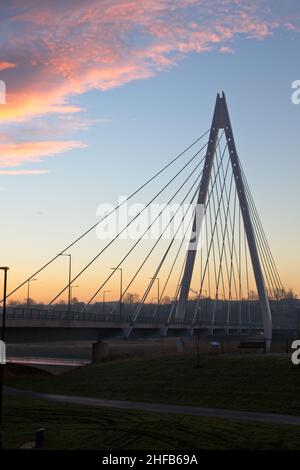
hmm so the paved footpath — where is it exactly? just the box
[5,386,300,426]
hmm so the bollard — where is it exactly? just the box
[92,341,109,363]
[35,428,45,448]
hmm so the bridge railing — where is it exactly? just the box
[0,306,297,330]
[1,307,172,324]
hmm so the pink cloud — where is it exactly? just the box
[0,140,87,168]
[285,22,300,32]
[0,0,294,123]
[0,169,48,175]
[0,62,16,72]
[219,46,235,54]
[0,1,298,172]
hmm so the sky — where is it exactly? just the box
[0,0,299,303]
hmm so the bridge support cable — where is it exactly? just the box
[217,139,240,302]
[156,143,229,323]
[210,152,231,295]
[3,129,210,303]
[215,144,241,329]
[47,141,209,306]
[211,163,234,331]
[226,188,238,331]
[209,149,252,332]
[213,149,233,295]
[131,136,230,325]
[126,198,196,323]
[121,173,204,323]
[238,205,242,331]
[175,98,227,321]
[131,196,201,324]
[218,158,284,303]
[179,134,231,325]
[244,227,251,327]
[151,215,193,319]
[250,206,279,299]
[178,135,229,324]
[240,160,283,292]
[81,152,207,313]
[171,138,229,324]
[240,165,284,297]
[214,140,240,310]
[205,207,211,300]
[168,140,231,325]
[191,153,232,324]
[239,174,280,300]
[165,251,188,324]
[139,198,196,320]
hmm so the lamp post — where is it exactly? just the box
[27,278,37,309]
[102,290,111,316]
[59,253,72,314]
[111,268,123,321]
[150,277,160,319]
[70,285,79,305]
[150,277,160,304]
[0,266,9,450]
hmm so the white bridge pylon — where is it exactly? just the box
[175,92,273,352]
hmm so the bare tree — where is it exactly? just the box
[8,299,20,307]
[283,288,297,300]
[123,292,140,304]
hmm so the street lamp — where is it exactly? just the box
[150,277,160,304]
[111,267,123,321]
[70,285,79,304]
[102,290,111,316]
[59,253,72,314]
[27,278,37,309]
[150,277,160,318]
[0,266,9,450]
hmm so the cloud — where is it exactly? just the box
[1,0,297,123]
[0,62,16,72]
[0,140,87,168]
[0,0,298,172]
[0,169,48,175]
[219,46,235,54]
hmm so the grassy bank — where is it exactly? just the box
[3,395,300,450]
[6,355,300,415]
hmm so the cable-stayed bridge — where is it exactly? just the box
[1,93,290,351]
[2,300,298,345]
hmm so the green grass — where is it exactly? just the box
[6,354,300,415]
[3,395,300,450]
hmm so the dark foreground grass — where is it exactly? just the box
[6,355,300,416]
[3,395,300,450]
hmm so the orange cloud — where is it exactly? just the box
[0,62,16,71]
[0,140,87,168]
